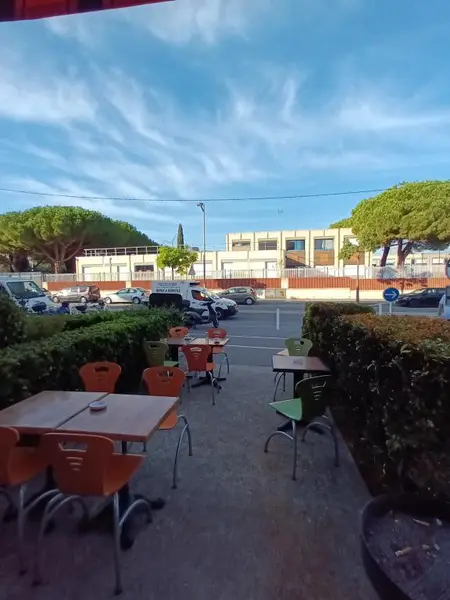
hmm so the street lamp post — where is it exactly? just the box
[197,202,206,282]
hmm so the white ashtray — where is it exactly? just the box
[89,400,107,412]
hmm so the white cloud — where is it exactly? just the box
[0,59,96,124]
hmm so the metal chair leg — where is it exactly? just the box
[209,371,215,405]
[282,373,286,392]
[302,418,340,468]
[291,420,298,480]
[112,493,122,595]
[172,416,193,490]
[34,494,87,585]
[273,373,283,401]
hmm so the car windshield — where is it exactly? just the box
[408,288,427,295]
[6,280,46,300]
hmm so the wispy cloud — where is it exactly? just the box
[0,58,96,124]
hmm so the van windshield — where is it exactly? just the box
[6,280,46,300]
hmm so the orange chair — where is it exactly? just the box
[207,327,230,377]
[142,367,193,489]
[168,326,189,339]
[33,433,150,595]
[181,345,218,405]
[79,362,121,393]
[0,426,51,574]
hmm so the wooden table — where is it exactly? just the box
[0,391,108,435]
[272,354,330,398]
[163,337,200,361]
[58,393,179,549]
[57,394,178,442]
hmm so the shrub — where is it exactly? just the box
[303,302,450,500]
[0,307,181,409]
[0,295,26,348]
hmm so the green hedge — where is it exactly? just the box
[0,308,182,409]
[302,302,450,500]
[0,295,26,348]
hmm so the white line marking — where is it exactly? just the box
[226,335,287,340]
[227,344,283,350]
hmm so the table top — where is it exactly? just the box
[163,337,198,346]
[192,337,230,346]
[0,391,108,435]
[57,394,179,443]
[277,349,288,356]
[272,354,329,374]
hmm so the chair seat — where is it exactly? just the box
[4,448,48,487]
[164,360,179,367]
[269,398,303,422]
[102,453,144,497]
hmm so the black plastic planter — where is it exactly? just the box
[361,494,450,600]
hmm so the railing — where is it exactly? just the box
[83,246,159,257]
[19,265,449,284]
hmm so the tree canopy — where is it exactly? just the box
[331,181,450,266]
[0,205,157,273]
[177,224,185,248]
[156,246,198,279]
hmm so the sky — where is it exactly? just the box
[1,0,450,250]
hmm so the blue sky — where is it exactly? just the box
[1,0,450,250]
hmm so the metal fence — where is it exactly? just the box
[10,264,447,284]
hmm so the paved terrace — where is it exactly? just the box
[0,364,376,600]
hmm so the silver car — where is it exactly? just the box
[103,287,149,305]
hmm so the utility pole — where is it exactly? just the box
[197,202,206,281]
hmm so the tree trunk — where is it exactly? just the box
[397,241,414,267]
[380,245,390,267]
[171,268,174,280]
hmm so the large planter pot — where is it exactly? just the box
[361,494,450,600]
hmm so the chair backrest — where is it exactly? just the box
[41,433,116,496]
[0,426,20,485]
[79,361,121,393]
[141,367,185,429]
[143,341,169,367]
[180,345,211,372]
[285,338,313,357]
[169,326,189,339]
[207,327,227,339]
[295,375,331,421]
[142,366,185,397]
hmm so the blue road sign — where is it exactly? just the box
[383,287,400,303]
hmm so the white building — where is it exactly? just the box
[75,227,448,280]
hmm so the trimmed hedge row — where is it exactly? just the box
[302,302,450,500]
[0,308,182,409]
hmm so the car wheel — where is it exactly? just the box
[215,308,224,320]
[52,296,60,303]
[80,296,87,304]
[104,297,112,304]
[245,297,255,305]
[133,297,141,304]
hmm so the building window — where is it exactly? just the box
[285,239,305,251]
[314,238,334,251]
[232,240,251,250]
[135,265,154,272]
[258,239,278,251]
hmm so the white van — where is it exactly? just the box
[151,280,237,319]
[0,277,56,311]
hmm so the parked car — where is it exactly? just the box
[396,287,445,308]
[52,285,101,304]
[103,287,149,305]
[218,286,257,305]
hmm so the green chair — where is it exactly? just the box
[264,375,339,480]
[273,337,313,401]
[143,341,179,368]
